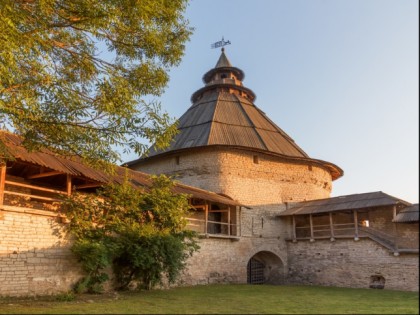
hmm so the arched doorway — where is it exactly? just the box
[247,251,284,285]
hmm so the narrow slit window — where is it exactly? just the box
[253,155,259,164]
[175,156,180,165]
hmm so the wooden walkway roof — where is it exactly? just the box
[0,131,244,207]
[393,204,419,223]
[279,191,412,216]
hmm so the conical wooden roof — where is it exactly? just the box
[128,50,343,180]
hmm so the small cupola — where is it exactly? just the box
[192,48,256,103]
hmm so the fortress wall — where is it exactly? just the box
[286,238,419,291]
[0,210,82,296]
[179,235,288,286]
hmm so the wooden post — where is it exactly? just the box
[66,174,72,196]
[392,205,398,255]
[329,212,335,241]
[292,215,297,242]
[228,206,231,236]
[239,206,241,237]
[309,214,314,242]
[204,202,208,235]
[353,210,359,240]
[0,164,6,206]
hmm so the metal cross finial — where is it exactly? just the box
[211,36,231,50]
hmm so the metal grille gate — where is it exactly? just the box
[247,258,265,284]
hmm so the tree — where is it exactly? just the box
[0,0,191,164]
[63,175,199,292]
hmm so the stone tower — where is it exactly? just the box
[127,49,343,207]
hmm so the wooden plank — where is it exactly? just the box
[66,174,72,196]
[204,202,208,234]
[74,182,102,189]
[228,206,231,236]
[393,205,398,252]
[27,171,63,179]
[4,190,62,202]
[329,212,335,240]
[190,205,206,209]
[0,164,6,205]
[353,210,359,240]
[238,207,242,237]
[309,214,314,241]
[5,180,67,195]
[1,205,63,218]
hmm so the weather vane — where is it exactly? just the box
[211,37,231,50]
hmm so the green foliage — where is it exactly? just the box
[71,240,111,293]
[63,175,199,292]
[0,0,192,164]
[55,291,76,302]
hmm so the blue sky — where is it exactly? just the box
[122,0,419,203]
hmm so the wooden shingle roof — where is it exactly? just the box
[149,91,308,158]
[0,130,245,207]
[127,50,343,180]
[393,204,419,223]
[279,191,412,216]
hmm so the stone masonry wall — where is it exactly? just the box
[136,147,333,206]
[179,235,288,286]
[286,238,419,291]
[0,210,82,296]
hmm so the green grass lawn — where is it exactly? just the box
[0,284,418,314]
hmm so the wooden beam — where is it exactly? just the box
[393,205,398,254]
[1,204,63,218]
[66,175,72,196]
[5,180,67,195]
[27,171,62,179]
[0,164,6,206]
[74,182,102,189]
[353,210,359,240]
[204,202,208,234]
[292,215,297,242]
[329,212,335,241]
[228,206,231,236]
[4,190,61,202]
[309,214,314,242]
[239,207,242,237]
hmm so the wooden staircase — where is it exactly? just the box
[358,225,397,253]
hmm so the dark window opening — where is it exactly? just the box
[175,156,180,165]
[370,275,385,289]
[208,204,222,234]
[253,155,259,164]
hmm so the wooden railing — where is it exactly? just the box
[1,178,68,216]
[295,223,355,239]
[186,217,239,237]
[293,220,418,254]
